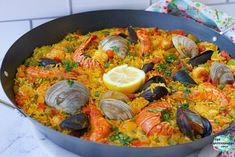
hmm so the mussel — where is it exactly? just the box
[118,33,128,38]
[188,50,214,67]
[210,62,234,84]
[172,35,199,58]
[138,76,166,92]
[173,70,197,85]
[176,107,212,140]
[60,112,89,131]
[99,35,128,59]
[39,58,60,67]
[100,91,134,120]
[45,80,90,115]
[141,62,154,73]
[128,26,138,44]
[139,86,168,102]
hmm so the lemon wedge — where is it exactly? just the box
[103,64,146,93]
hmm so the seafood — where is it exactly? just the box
[128,26,138,44]
[26,66,79,80]
[210,62,234,84]
[188,50,213,67]
[172,35,199,58]
[60,112,89,131]
[138,76,166,92]
[45,80,90,115]
[136,101,175,136]
[72,35,102,68]
[173,70,197,85]
[82,102,111,142]
[118,33,128,38]
[176,107,212,140]
[141,62,154,73]
[136,29,152,56]
[100,99,134,120]
[100,91,134,120]
[39,58,60,67]
[99,35,128,59]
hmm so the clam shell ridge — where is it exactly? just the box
[99,35,128,59]
[45,80,90,115]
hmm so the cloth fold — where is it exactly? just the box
[146,0,235,42]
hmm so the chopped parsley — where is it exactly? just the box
[147,108,164,112]
[127,51,137,57]
[104,60,111,68]
[67,80,74,87]
[62,60,79,71]
[144,53,150,57]
[161,109,171,122]
[63,45,74,53]
[110,46,120,52]
[164,53,177,63]
[182,87,191,98]
[157,63,168,71]
[83,54,92,58]
[180,66,189,73]
[180,102,190,108]
[108,129,137,145]
[164,70,171,77]
[94,91,100,97]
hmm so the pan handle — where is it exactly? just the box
[0,98,27,117]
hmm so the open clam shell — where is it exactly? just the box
[172,35,199,58]
[101,91,130,103]
[99,35,128,59]
[45,80,90,115]
[100,98,134,120]
[210,62,234,84]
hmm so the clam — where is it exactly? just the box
[172,35,199,58]
[188,50,214,67]
[100,99,134,120]
[128,26,138,44]
[45,80,90,115]
[138,76,166,92]
[101,91,130,103]
[176,107,212,140]
[173,70,197,85]
[141,62,154,73]
[210,62,234,84]
[99,35,128,59]
[39,58,60,67]
[60,112,89,131]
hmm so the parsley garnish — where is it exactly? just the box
[83,54,92,58]
[180,66,189,73]
[94,91,100,97]
[104,60,111,68]
[157,63,168,71]
[62,60,79,71]
[108,129,137,145]
[164,70,171,77]
[110,46,120,52]
[182,87,191,98]
[67,80,74,87]
[161,110,171,122]
[180,102,190,108]
[164,53,177,63]
[63,45,74,53]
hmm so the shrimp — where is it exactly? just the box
[82,101,111,142]
[136,101,175,136]
[172,83,229,106]
[72,35,104,68]
[26,66,79,80]
[136,29,152,56]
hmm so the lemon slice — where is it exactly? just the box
[103,64,146,93]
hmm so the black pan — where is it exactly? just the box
[1,10,235,157]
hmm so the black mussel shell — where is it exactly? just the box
[173,70,197,85]
[60,113,89,131]
[141,62,154,73]
[138,76,166,92]
[128,26,138,44]
[139,86,168,102]
[176,107,212,140]
[188,50,213,67]
[39,58,60,67]
[118,33,128,38]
